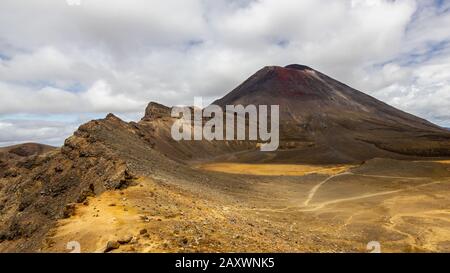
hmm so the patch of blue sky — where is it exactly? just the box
[400,40,449,66]
[434,0,447,9]
[0,52,10,61]
[372,39,450,69]
[19,80,57,90]
[276,39,290,48]
[181,39,204,52]
[7,79,87,93]
[406,1,450,33]
[65,82,86,93]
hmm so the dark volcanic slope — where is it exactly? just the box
[213,64,450,162]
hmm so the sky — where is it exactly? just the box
[0,0,449,146]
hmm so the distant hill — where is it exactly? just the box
[0,143,55,157]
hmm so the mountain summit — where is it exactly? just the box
[215,64,437,129]
[213,64,450,162]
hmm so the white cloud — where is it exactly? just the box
[81,80,143,112]
[0,119,78,147]
[372,56,450,126]
[0,79,144,114]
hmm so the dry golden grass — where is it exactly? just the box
[197,163,353,176]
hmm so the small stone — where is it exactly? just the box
[179,238,188,246]
[62,203,76,218]
[139,229,148,235]
[104,241,120,252]
[118,236,133,244]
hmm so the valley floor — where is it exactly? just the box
[42,159,450,253]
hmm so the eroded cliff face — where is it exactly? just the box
[0,115,139,251]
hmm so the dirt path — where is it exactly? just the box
[303,172,351,206]
[302,180,445,211]
[302,189,403,211]
[383,209,450,250]
[303,172,441,208]
[240,187,402,213]
[351,174,427,180]
[243,179,447,214]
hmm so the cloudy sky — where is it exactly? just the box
[0,0,449,146]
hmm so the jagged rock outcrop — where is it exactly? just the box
[142,102,171,121]
[0,116,139,251]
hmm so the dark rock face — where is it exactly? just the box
[142,102,171,121]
